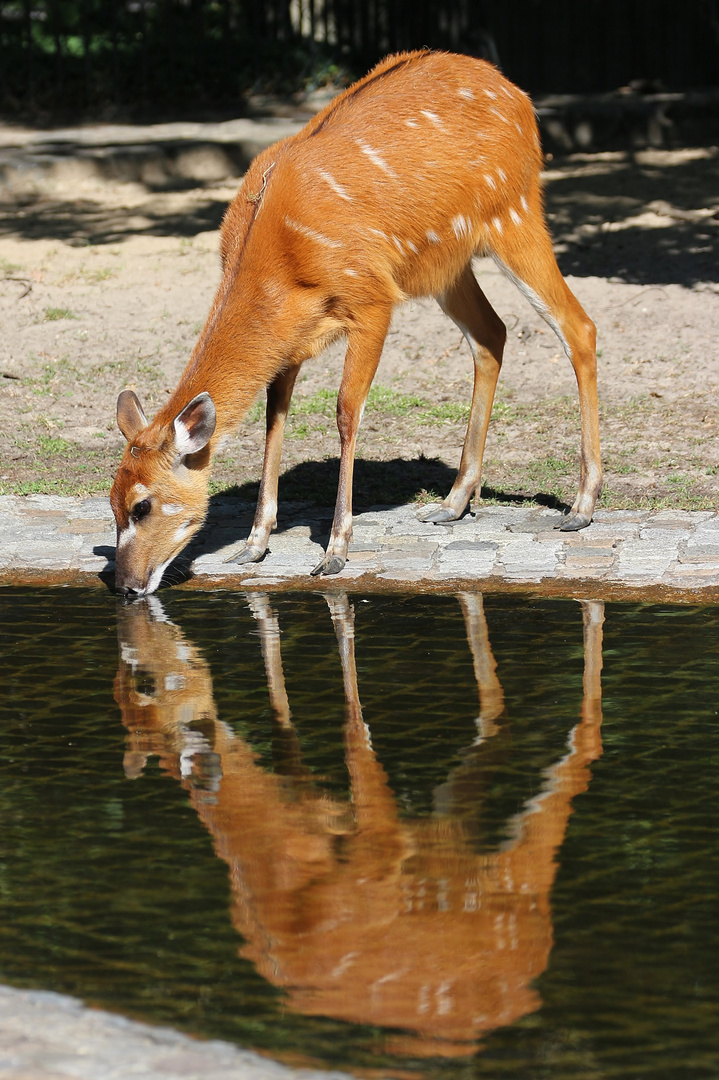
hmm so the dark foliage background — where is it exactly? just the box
[1,0,718,117]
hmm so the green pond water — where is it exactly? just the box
[0,585,718,1077]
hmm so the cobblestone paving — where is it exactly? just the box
[2,494,719,597]
[0,986,352,1080]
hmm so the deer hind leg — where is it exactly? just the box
[490,197,602,530]
[311,305,392,577]
[419,263,506,523]
[226,364,300,565]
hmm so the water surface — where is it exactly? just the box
[0,587,718,1077]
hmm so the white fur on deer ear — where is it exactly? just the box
[173,392,217,456]
[117,390,149,441]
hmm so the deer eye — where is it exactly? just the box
[131,498,152,522]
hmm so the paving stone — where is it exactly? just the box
[3,496,719,591]
[444,540,498,552]
[563,552,616,568]
[678,547,719,563]
[438,550,497,575]
[0,985,351,1080]
[638,526,692,542]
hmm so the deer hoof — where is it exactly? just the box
[559,511,591,532]
[310,554,346,576]
[225,543,266,564]
[418,505,459,524]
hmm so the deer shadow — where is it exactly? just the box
[176,456,568,568]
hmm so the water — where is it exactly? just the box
[1,586,718,1077]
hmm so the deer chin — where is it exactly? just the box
[145,558,174,596]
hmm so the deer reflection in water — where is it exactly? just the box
[114,592,603,1058]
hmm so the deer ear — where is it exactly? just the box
[173,392,216,456]
[117,390,149,442]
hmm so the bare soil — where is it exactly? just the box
[1,139,718,514]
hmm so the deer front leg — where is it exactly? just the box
[226,365,300,565]
[311,307,391,577]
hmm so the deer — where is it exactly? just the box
[110,49,602,595]
[114,590,604,1057]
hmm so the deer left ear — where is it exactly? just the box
[173,392,217,456]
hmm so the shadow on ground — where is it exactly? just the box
[548,147,719,286]
[1,194,228,245]
[177,456,568,562]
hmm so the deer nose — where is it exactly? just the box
[114,576,147,597]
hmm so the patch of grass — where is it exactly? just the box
[37,435,74,455]
[290,385,428,421]
[292,387,337,419]
[420,401,469,424]
[44,307,79,321]
[0,256,22,275]
[0,476,108,497]
[413,487,444,505]
[82,266,116,284]
[599,485,716,512]
[365,385,426,416]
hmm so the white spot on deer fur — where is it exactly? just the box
[161,503,183,516]
[521,194,529,212]
[426,229,441,244]
[452,215,470,239]
[285,217,342,248]
[510,208,522,226]
[164,673,186,692]
[492,216,503,234]
[355,139,397,177]
[500,85,514,99]
[117,522,136,548]
[483,88,498,100]
[344,268,358,276]
[317,169,353,202]
[368,226,388,240]
[131,483,150,499]
[407,240,418,253]
[497,167,507,183]
[392,235,404,253]
[405,118,418,128]
[490,108,508,123]
[483,173,496,190]
[515,122,523,135]
[458,87,474,100]
[421,110,443,126]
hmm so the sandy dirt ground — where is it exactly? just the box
[1,134,718,515]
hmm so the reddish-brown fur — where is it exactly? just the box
[110,49,602,594]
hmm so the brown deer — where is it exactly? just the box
[115,592,603,1058]
[110,49,601,595]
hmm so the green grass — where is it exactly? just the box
[44,307,79,321]
[37,435,75,455]
[282,385,511,429]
